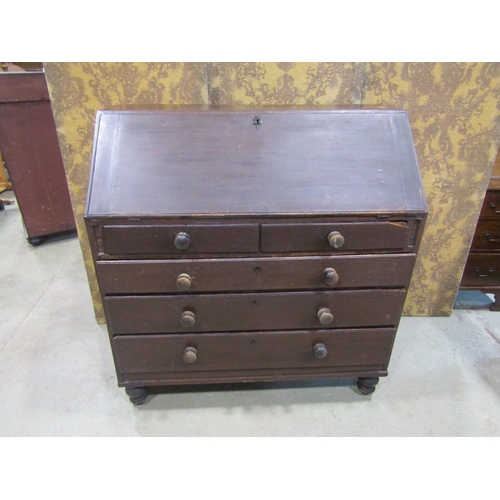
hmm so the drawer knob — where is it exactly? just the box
[174,232,191,250]
[317,307,334,325]
[313,343,328,359]
[180,310,196,328]
[489,201,500,214]
[327,231,345,249]
[323,268,339,286]
[176,273,192,291]
[183,347,197,363]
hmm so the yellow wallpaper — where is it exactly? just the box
[44,62,500,320]
[44,63,208,322]
[208,62,365,104]
[362,62,500,315]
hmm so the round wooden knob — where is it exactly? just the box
[180,310,196,328]
[313,343,328,359]
[317,307,333,325]
[327,231,345,249]
[176,273,192,291]
[323,268,339,286]
[174,232,190,250]
[183,347,197,363]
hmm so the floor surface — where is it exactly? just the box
[1,192,500,436]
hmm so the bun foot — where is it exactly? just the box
[28,236,43,246]
[125,387,147,405]
[357,377,379,395]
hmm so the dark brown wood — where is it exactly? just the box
[460,166,500,309]
[104,289,406,335]
[461,254,500,286]
[85,109,427,217]
[0,72,49,102]
[0,73,76,240]
[85,107,427,402]
[113,328,396,375]
[471,220,500,250]
[119,370,389,386]
[261,221,411,253]
[481,192,500,217]
[100,224,260,255]
[95,254,416,294]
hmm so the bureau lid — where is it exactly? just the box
[85,107,427,217]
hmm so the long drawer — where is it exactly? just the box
[113,328,396,375]
[96,254,416,294]
[461,253,500,286]
[481,192,500,218]
[471,220,500,250]
[104,289,406,334]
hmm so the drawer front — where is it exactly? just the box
[481,192,500,218]
[96,254,416,294]
[471,221,500,250]
[461,253,500,286]
[104,289,406,334]
[100,224,259,256]
[261,222,410,253]
[113,328,396,375]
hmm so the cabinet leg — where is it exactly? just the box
[125,387,148,405]
[357,377,379,395]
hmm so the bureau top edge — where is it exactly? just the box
[95,105,407,114]
[85,108,427,218]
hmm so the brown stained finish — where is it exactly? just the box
[261,222,411,253]
[96,254,416,295]
[100,224,260,255]
[0,72,49,102]
[85,107,427,403]
[86,109,426,217]
[461,162,500,309]
[104,289,406,335]
[461,254,500,286]
[480,193,500,218]
[0,74,76,241]
[113,328,396,375]
[471,221,500,250]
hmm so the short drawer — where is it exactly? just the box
[461,253,500,286]
[113,328,396,375]
[261,221,410,253]
[471,221,500,250]
[104,289,406,335]
[99,224,259,256]
[96,254,416,294]
[480,192,500,218]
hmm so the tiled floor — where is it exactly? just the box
[1,192,500,436]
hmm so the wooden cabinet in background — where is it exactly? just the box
[460,148,500,309]
[0,71,75,244]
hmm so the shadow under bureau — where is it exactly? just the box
[85,107,427,405]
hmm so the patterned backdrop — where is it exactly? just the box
[44,62,500,321]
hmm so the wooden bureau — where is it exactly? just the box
[85,107,427,405]
[460,148,500,309]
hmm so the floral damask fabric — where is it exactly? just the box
[44,63,208,322]
[44,62,500,320]
[208,62,365,105]
[362,62,500,315]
